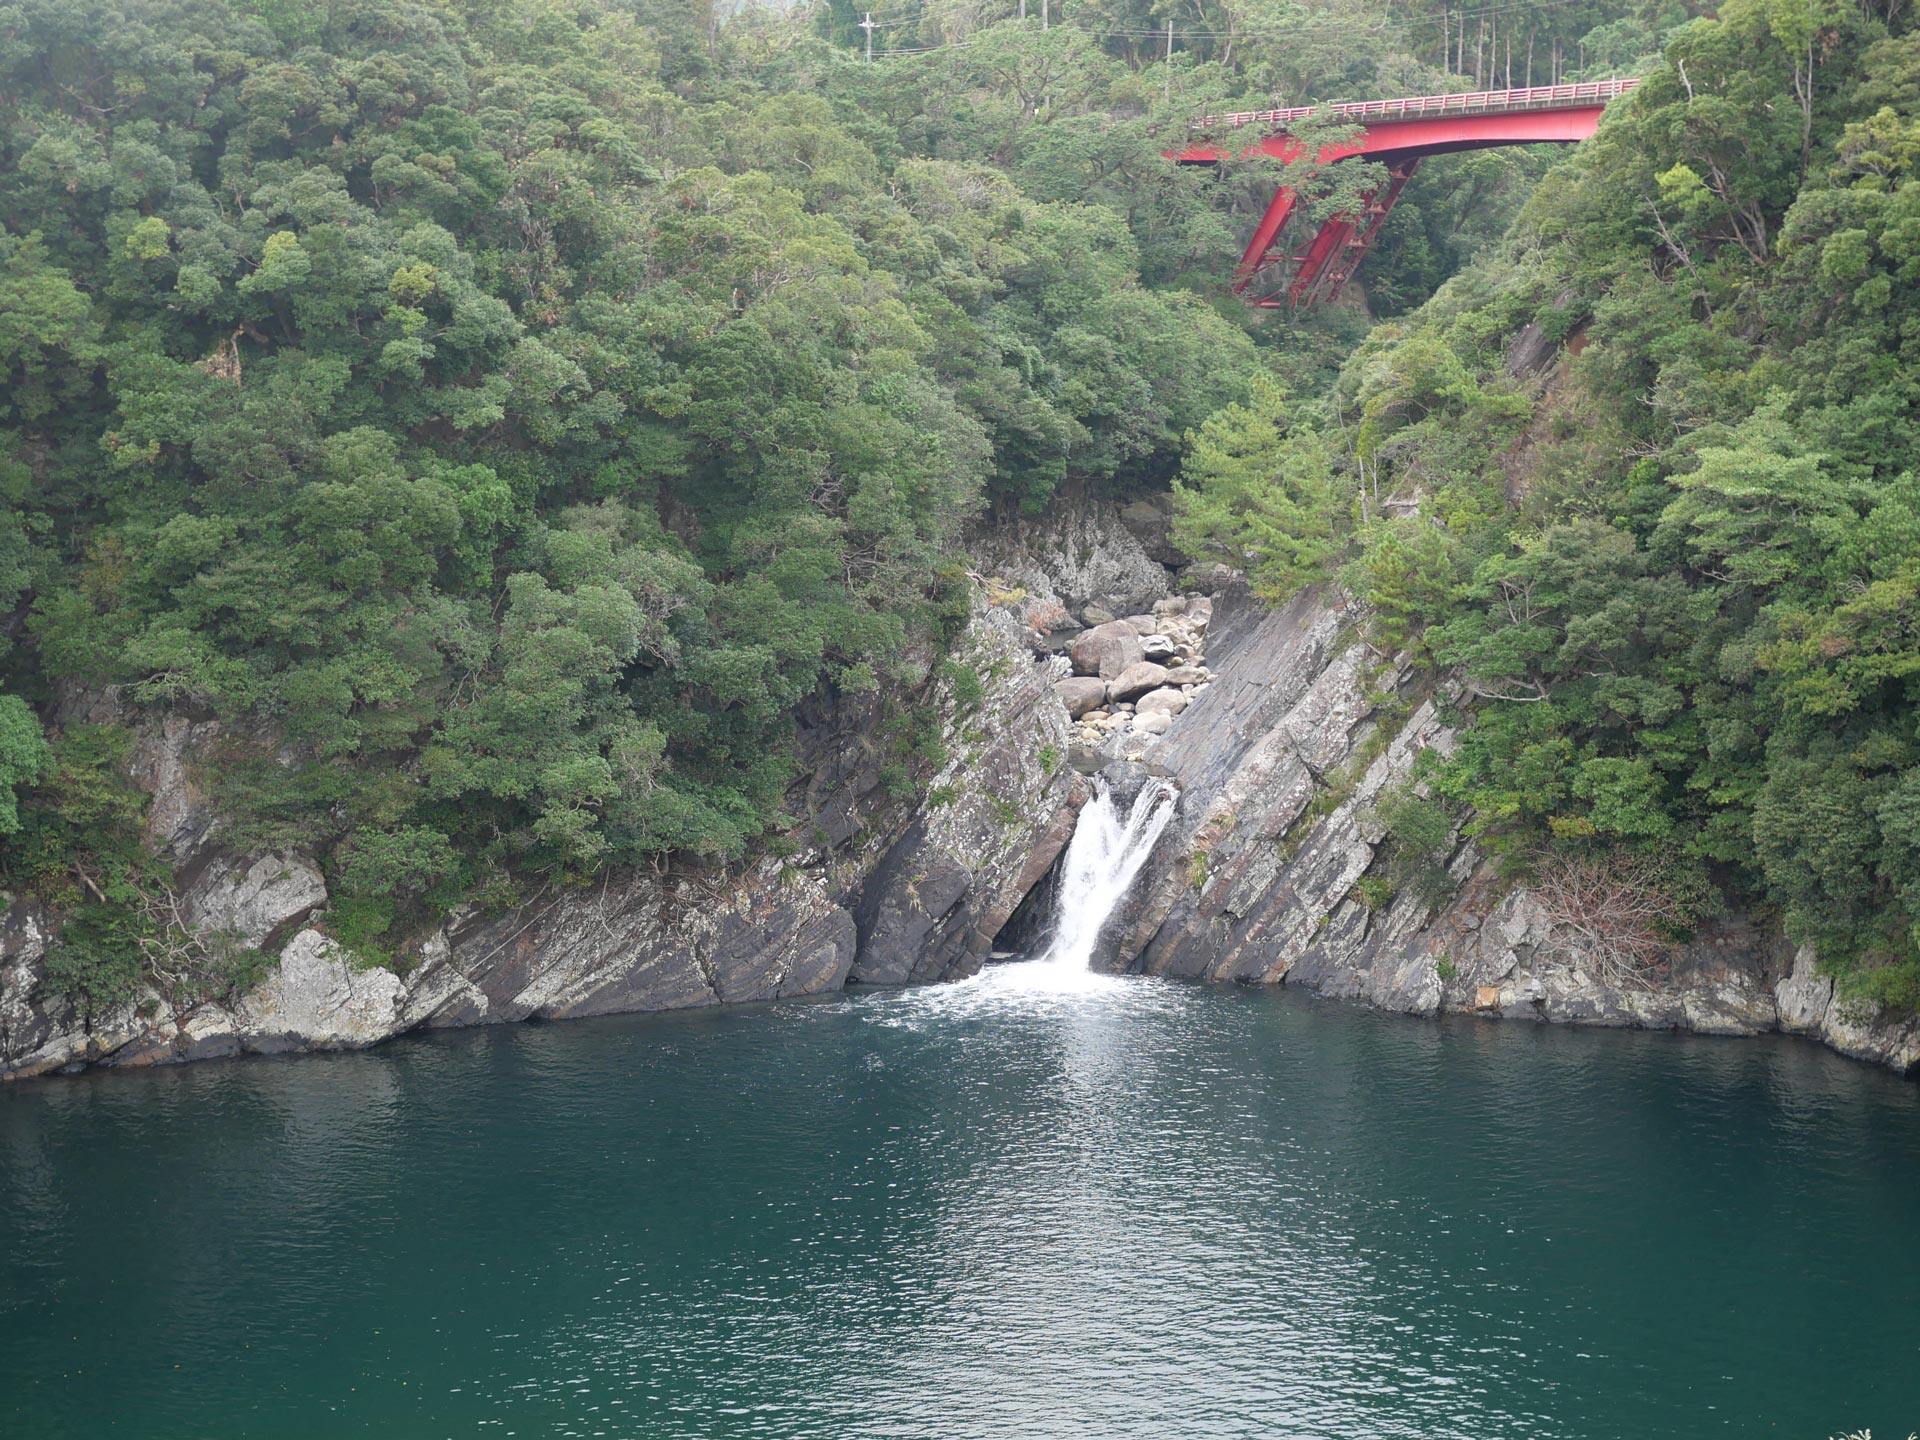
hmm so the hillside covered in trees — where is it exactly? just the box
[22,0,1895,1009]
[1172,0,1920,1007]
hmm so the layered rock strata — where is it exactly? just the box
[2,599,1080,1079]
[1096,583,1920,1074]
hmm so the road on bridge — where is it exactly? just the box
[1170,79,1641,308]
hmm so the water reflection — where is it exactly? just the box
[2,982,1917,1439]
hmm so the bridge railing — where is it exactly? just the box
[1189,77,1642,132]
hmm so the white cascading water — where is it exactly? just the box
[1034,778,1179,975]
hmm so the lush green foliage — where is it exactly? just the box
[0,0,1673,991]
[1177,0,1920,1005]
[1172,372,1340,600]
[0,0,1260,934]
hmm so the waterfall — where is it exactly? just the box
[1035,778,1179,974]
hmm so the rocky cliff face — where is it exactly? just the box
[1,598,1080,1079]
[9,505,1918,1081]
[1093,582,1920,1075]
[969,495,1177,635]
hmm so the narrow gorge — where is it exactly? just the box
[9,487,1915,1080]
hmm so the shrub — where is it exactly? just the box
[1528,850,1694,991]
[1351,874,1396,910]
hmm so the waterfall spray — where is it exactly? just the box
[1036,779,1179,974]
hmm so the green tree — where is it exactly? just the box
[1173,373,1343,600]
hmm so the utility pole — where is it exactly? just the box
[860,10,875,62]
[1042,0,1048,31]
[1164,16,1174,100]
[1019,0,1026,19]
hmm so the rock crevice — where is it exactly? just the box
[1,597,1080,1080]
[1093,582,1920,1074]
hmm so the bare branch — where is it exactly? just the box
[1529,851,1687,991]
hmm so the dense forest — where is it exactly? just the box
[1173,0,1920,1005]
[11,0,1914,1014]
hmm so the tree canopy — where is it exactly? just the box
[1173,0,1920,1006]
[0,0,1687,980]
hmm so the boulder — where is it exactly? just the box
[182,853,327,948]
[1140,634,1179,663]
[1080,604,1116,627]
[1134,686,1189,718]
[1107,661,1171,703]
[1054,677,1108,719]
[1069,621,1145,680]
[1134,712,1173,736]
[237,929,406,1052]
[1163,666,1209,686]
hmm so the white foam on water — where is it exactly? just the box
[865,777,1180,1018]
[1031,776,1178,977]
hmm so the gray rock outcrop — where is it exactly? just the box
[1090,582,1920,1074]
[1772,946,1920,1071]
[182,854,327,948]
[971,497,1172,624]
[235,929,408,1051]
[2,594,1081,1080]
[1117,495,1184,567]
[845,602,1080,986]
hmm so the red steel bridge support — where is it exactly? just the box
[1171,79,1641,308]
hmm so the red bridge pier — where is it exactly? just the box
[1171,80,1642,308]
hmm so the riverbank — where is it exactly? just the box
[6,499,1916,1081]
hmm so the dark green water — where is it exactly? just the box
[4,965,1918,1439]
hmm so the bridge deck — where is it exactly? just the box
[1189,78,1641,133]
[1171,78,1642,307]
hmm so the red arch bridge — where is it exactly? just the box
[1170,78,1641,308]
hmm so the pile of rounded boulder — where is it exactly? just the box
[1053,596,1214,771]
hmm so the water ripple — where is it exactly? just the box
[3,978,1918,1438]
